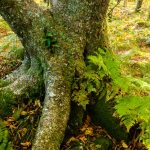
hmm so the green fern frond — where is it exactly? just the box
[115,96,150,147]
[73,47,150,148]
[0,122,13,150]
[140,121,150,148]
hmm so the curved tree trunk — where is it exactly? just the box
[0,0,110,149]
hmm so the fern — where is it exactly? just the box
[0,122,13,150]
[115,96,150,148]
[72,49,107,108]
[115,96,150,129]
[140,121,150,149]
[73,48,150,148]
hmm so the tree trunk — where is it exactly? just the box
[0,0,110,149]
[147,6,150,20]
[135,0,143,12]
[124,0,128,7]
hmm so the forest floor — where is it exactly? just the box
[108,1,150,84]
[0,1,150,150]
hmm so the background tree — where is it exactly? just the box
[147,5,150,20]
[124,0,128,7]
[135,0,143,12]
[108,0,122,19]
[0,0,112,149]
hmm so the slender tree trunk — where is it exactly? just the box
[147,6,150,20]
[108,0,122,19]
[135,0,143,12]
[124,0,128,7]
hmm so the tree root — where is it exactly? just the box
[0,54,31,87]
[0,57,44,116]
[32,65,71,150]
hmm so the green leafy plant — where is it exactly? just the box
[73,48,129,108]
[72,48,108,109]
[115,96,150,148]
[0,122,12,150]
[0,88,16,117]
[44,32,58,52]
[73,48,150,148]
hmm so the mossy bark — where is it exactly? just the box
[0,0,126,149]
[89,94,128,141]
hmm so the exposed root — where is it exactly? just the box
[1,54,31,86]
[1,57,43,95]
[0,57,44,117]
[3,73,42,97]
[0,53,30,88]
[32,67,71,150]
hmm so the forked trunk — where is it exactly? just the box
[0,0,110,149]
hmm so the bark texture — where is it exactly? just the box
[0,0,110,149]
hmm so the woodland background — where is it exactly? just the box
[0,0,150,149]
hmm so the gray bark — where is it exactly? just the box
[0,0,110,149]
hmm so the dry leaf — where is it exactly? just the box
[85,127,93,136]
[79,136,87,144]
[21,141,31,147]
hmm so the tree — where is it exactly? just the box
[124,0,128,7]
[108,0,122,19]
[0,0,120,149]
[147,6,150,20]
[135,0,143,12]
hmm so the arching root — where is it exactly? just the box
[32,63,71,150]
[0,57,44,116]
[0,54,31,87]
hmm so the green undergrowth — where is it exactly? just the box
[73,48,150,148]
[0,17,11,31]
[0,34,24,59]
[108,1,150,75]
[0,17,23,78]
[0,122,12,150]
[0,89,16,117]
[107,1,150,148]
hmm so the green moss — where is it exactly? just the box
[0,80,10,88]
[8,47,24,60]
[0,89,16,117]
